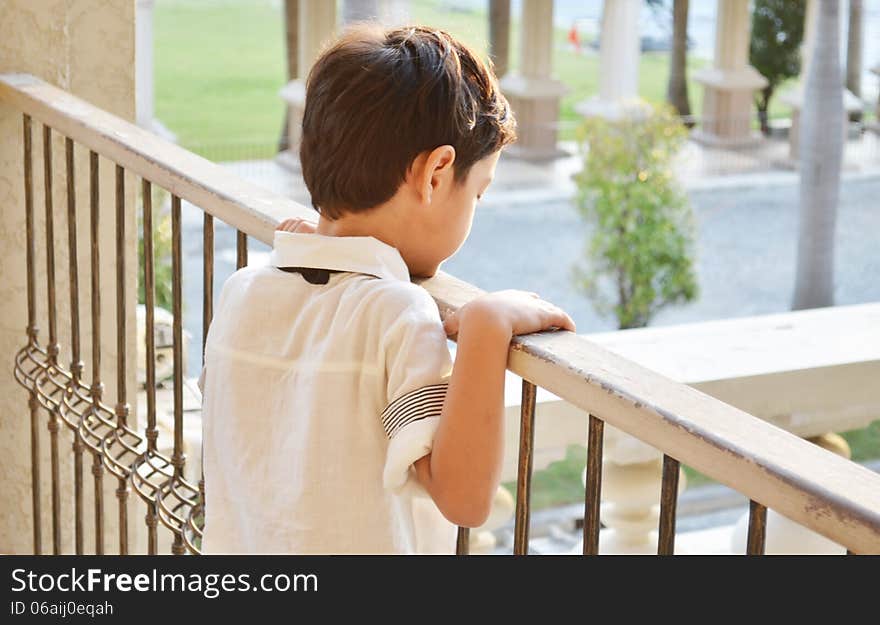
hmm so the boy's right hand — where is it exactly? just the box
[442,290,576,338]
[276,217,317,234]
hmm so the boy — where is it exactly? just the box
[199,24,575,554]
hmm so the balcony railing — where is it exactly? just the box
[3,73,880,555]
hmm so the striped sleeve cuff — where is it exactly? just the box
[381,382,449,496]
[381,382,449,440]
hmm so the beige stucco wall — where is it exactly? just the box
[0,1,140,554]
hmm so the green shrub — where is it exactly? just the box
[572,101,698,329]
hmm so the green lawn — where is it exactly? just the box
[154,0,792,157]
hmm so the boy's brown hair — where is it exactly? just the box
[300,24,517,219]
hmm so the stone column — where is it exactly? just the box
[380,0,410,26]
[135,0,155,129]
[135,0,174,140]
[691,0,767,147]
[0,1,139,554]
[872,64,880,131]
[500,0,568,160]
[342,0,379,24]
[576,0,642,121]
[278,0,337,170]
[781,0,861,162]
[489,0,511,78]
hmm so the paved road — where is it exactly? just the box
[181,177,880,374]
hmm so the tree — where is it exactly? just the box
[278,0,299,153]
[792,0,843,310]
[572,102,698,330]
[750,0,806,135]
[489,0,511,78]
[667,0,692,123]
[846,0,863,122]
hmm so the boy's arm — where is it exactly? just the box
[413,292,575,528]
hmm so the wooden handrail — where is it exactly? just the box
[4,72,879,553]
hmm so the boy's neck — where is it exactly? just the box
[315,211,400,249]
[314,208,439,279]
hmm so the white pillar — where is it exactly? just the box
[872,64,880,130]
[135,0,155,129]
[278,0,337,170]
[499,0,568,160]
[781,0,861,162]
[135,0,174,141]
[380,0,410,26]
[576,0,642,121]
[342,0,380,24]
[691,0,767,148]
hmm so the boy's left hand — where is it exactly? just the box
[276,217,318,234]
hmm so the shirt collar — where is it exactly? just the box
[270,231,411,282]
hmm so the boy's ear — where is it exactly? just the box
[415,145,456,204]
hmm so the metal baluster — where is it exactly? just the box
[746,500,767,555]
[456,527,470,556]
[582,415,604,555]
[41,126,63,554]
[113,165,130,554]
[170,194,186,555]
[142,180,160,555]
[23,115,42,555]
[65,137,85,554]
[513,380,536,555]
[197,212,213,546]
[87,150,105,554]
[236,230,248,269]
[657,455,680,555]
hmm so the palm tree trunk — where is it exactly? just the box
[846,0,863,122]
[489,0,511,78]
[792,0,843,310]
[278,0,299,154]
[667,0,691,124]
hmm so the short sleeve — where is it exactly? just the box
[380,287,453,497]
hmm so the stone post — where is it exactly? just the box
[872,64,880,130]
[135,0,155,129]
[500,0,568,160]
[342,0,379,23]
[278,0,337,170]
[576,0,642,121]
[691,0,768,147]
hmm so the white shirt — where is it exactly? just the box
[199,231,457,554]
